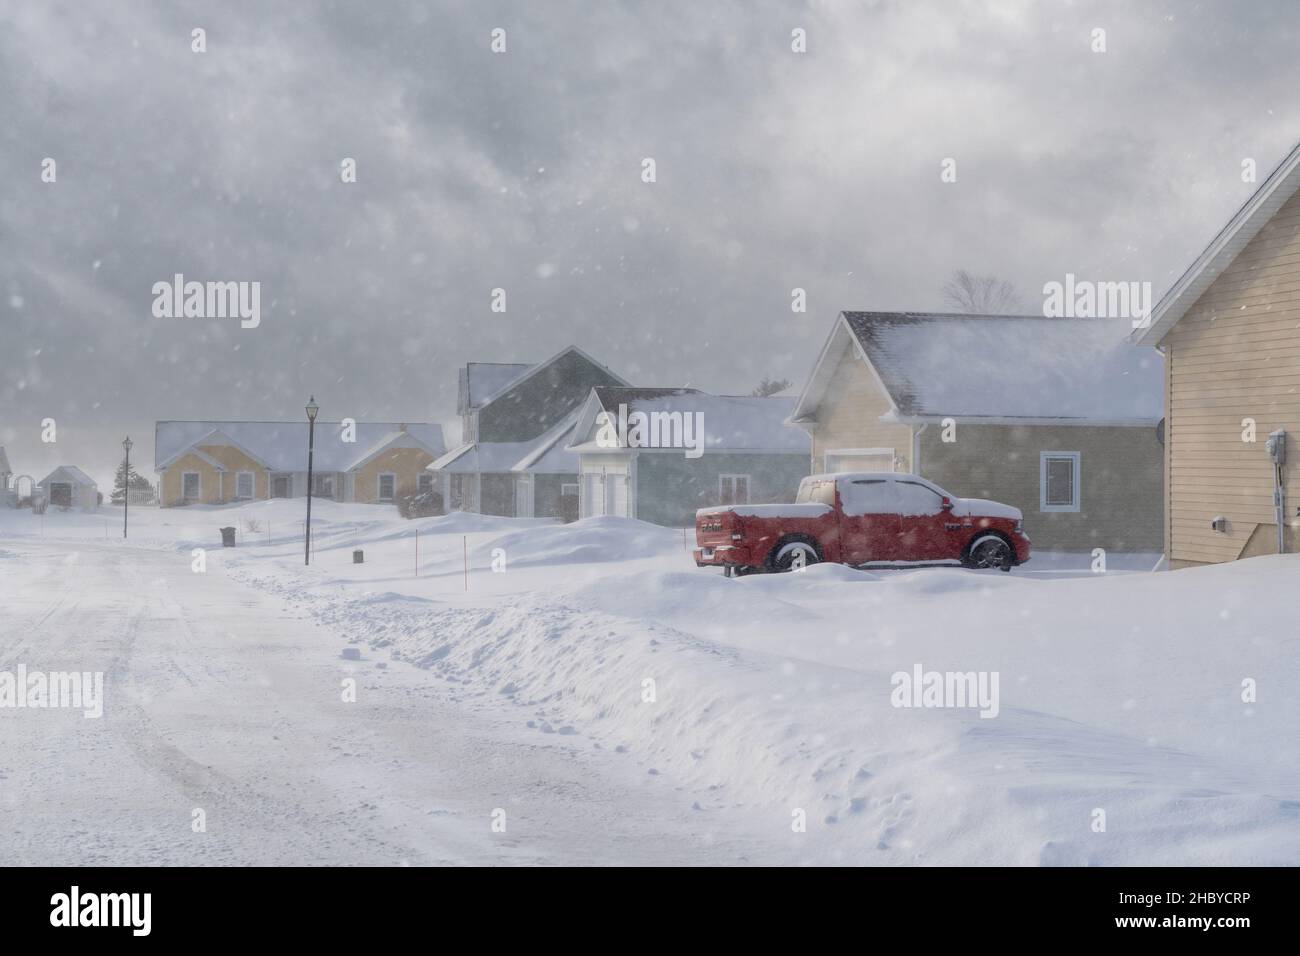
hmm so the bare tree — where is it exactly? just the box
[942,269,1024,314]
[751,377,793,398]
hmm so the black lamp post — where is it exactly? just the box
[122,436,133,539]
[305,396,319,565]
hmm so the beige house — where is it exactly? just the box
[154,420,445,507]
[789,311,1166,553]
[1134,140,1300,568]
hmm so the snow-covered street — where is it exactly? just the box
[0,524,769,865]
[2,500,1298,865]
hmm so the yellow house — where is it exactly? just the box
[789,312,1166,553]
[1134,140,1300,567]
[154,421,446,507]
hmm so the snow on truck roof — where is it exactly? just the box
[796,312,1164,424]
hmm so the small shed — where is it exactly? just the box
[38,466,99,511]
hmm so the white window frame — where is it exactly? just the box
[377,472,396,501]
[560,482,579,497]
[235,470,255,500]
[417,472,434,495]
[1039,451,1081,513]
[718,473,751,505]
[181,471,201,501]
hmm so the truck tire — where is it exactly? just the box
[767,536,822,573]
[964,533,1014,571]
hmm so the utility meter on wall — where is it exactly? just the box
[1263,429,1284,468]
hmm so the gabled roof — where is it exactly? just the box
[509,409,582,474]
[39,465,96,487]
[1134,140,1300,346]
[155,421,446,472]
[428,410,584,476]
[568,386,811,453]
[459,363,533,413]
[792,312,1163,425]
[457,345,631,416]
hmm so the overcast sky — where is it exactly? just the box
[2,0,1299,486]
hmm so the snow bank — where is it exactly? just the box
[220,511,1300,864]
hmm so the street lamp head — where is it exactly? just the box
[122,436,133,452]
[306,395,320,422]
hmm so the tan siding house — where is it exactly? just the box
[790,312,1165,553]
[155,421,445,507]
[1135,141,1300,568]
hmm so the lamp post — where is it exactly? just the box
[305,396,319,565]
[122,436,133,539]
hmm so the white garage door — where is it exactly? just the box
[826,451,895,473]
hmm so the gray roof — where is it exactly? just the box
[39,465,96,487]
[575,387,810,453]
[842,311,1164,422]
[458,363,533,413]
[155,421,446,472]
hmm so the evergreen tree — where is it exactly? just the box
[111,459,153,505]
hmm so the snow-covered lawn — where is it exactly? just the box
[2,500,1296,864]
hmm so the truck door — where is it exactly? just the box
[837,478,900,565]
[893,479,955,561]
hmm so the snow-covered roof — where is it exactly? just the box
[510,410,581,474]
[39,465,96,487]
[794,312,1163,424]
[430,411,583,476]
[1134,139,1300,347]
[570,387,811,453]
[154,421,446,472]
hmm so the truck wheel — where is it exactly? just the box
[966,534,1013,571]
[768,537,821,572]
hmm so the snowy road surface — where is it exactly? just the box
[0,539,769,865]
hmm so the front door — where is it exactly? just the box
[837,477,900,564]
[272,475,291,498]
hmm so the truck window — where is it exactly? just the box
[795,479,836,506]
[840,478,896,516]
[894,480,945,516]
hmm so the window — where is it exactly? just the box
[894,480,945,516]
[313,473,334,498]
[1040,452,1081,512]
[560,483,579,498]
[377,473,396,501]
[417,473,434,495]
[182,472,200,500]
[235,471,254,499]
[718,474,750,506]
[840,478,896,516]
[795,478,836,506]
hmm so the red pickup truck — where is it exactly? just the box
[695,472,1030,574]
